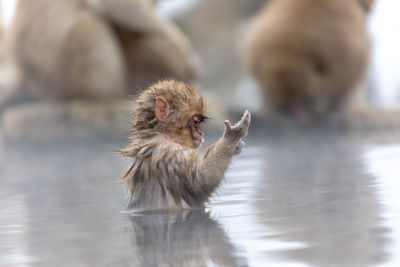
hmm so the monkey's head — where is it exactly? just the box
[132,80,207,148]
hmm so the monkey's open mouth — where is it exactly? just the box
[191,114,205,147]
[192,126,204,147]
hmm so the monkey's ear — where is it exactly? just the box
[155,97,169,122]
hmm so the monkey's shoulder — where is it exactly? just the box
[126,139,192,161]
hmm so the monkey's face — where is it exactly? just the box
[188,113,206,148]
[163,111,206,149]
[152,82,207,148]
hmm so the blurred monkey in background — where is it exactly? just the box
[1,0,199,107]
[244,0,375,125]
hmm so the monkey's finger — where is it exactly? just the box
[237,110,249,124]
[236,110,251,129]
[242,110,251,128]
[242,110,249,120]
[243,110,250,121]
[224,120,232,131]
[232,111,247,128]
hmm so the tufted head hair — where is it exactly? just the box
[131,80,206,133]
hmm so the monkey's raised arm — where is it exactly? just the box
[183,111,251,204]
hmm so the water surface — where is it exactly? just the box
[1,130,400,266]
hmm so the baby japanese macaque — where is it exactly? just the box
[119,80,251,212]
[243,0,374,124]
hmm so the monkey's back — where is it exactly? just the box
[244,0,370,116]
[9,0,126,99]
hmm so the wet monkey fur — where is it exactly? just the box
[119,80,251,212]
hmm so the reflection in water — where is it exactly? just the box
[255,132,389,266]
[128,210,248,267]
[212,145,311,267]
[0,141,130,266]
[364,145,400,266]
[0,193,35,266]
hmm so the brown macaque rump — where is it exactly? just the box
[243,0,374,124]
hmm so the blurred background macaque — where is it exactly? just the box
[10,0,199,99]
[242,0,400,129]
[0,0,201,140]
[243,0,374,125]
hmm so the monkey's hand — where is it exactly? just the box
[224,110,251,140]
[223,110,251,154]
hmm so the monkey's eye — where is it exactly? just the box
[192,115,200,126]
[193,114,208,125]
